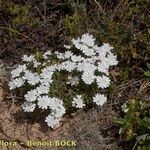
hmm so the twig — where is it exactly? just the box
[0,26,37,45]
[132,140,139,150]
[93,0,105,14]
[132,134,149,150]
[112,0,124,16]
[122,0,135,15]
[43,0,47,24]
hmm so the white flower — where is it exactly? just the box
[72,33,96,56]
[83,62,97,73]
[40,67,54,79]
[46,97,66,119]
[93,93,107,106]
[71,55,84,62]
[102,43,113,53]
[43,51,51,59]
[23,71,40,85]
[61,61,76,72]
[22,102,36,112]
[40,78,53,86]
[36,84,50,95]
[106,53,118,66]
[82,72,95,85]
[22,54,35,62]
[76,62,84,71]
[63,51,73,59]
[121,103,129,113]
[8,78,24,89]
[11,64,27,78]
[96,75,111,89]
[79,62,96,84]
[80,44,95,56]
[72,95,85,108]
[24,89,38,102]
[82,47,96,56]
[97,62,109,75]
[38,95,51,109]
[96,43,113,57]
[8,81,15,90]
[51,105,66,118]
[55,52,65,60]
[64,45,71,49]
[85,57,97,64]
[71,38,81,49]
[77,62,96,73]
[45,114,61,128]
[33,60,41,68]
[48,97,64,110]
[80,33,95,47]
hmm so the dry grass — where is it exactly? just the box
[61,108,122,150]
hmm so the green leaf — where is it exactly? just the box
[113,117,125,125]
[144,71,150,77]
[146,63,150,69]
[137,117,142,126]
[137,146,142,150]
[119,125,128,135]
[125,110,134,123]
[138,117,150,129]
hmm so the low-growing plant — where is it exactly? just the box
[144,63,150,77]
[64,12,84,35]
[113,98,150,149]
[0,0,40,31]
[64,0,87,35]
[9,33,118,128]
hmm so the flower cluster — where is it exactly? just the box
[9,33,118,128]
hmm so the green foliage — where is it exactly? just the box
[49,71,76,112]
[137,134,150,150]
[144,63,150,77]
[64,0,87,36]
[66,0,87,13]
[113,98,150,149]
[63,0,150,82]
[0,0,40,30]
[49,67,99,111]
[9,2,40,28]
[64,12,83,35]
